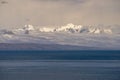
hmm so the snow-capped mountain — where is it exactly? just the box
[39,23,114,34]
[0,23,120,50]
[54,23,83,33]
[0,23,117,35]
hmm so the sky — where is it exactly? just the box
[0,0,120,27]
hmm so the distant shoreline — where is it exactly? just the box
[0,43,119,50]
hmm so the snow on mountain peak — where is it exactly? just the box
[103,29,112,34]
[38,23,114,34]
[39,27,55,32]
[1,23,118,35]
[12,25,35,34]
[24,25,35,31]
[55,23,83,33]
[88,27,113,34]
[39,23,83,33]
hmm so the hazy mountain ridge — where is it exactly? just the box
[1,23,120,35]
[0,43,101,50]
[0,23,120,50]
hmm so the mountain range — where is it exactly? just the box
[0,23,120,50]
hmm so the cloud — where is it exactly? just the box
[0,0,8,4]
[0,0,120,27]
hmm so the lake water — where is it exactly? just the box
[0,51,120,80]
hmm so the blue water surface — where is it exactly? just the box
[0,50,120,60]
[0,50,120,80]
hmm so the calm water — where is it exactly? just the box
[0,51,120,80]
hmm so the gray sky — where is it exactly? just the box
[0,0,120,27]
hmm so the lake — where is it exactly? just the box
[0,51,120,80]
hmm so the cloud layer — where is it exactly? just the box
[0,0,120,27]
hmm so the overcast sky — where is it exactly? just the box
[0,0,120,27]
